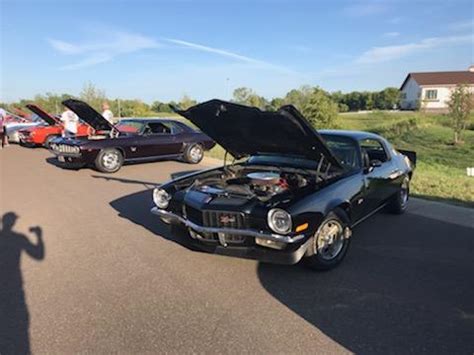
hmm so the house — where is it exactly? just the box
[399,66,474,112]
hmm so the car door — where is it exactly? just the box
[360,138,395,213]
[135,122,183,158]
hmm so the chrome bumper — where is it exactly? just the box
[150,207,305,244]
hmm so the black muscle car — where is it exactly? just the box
[49,99,215,173]
[150,100,416,270]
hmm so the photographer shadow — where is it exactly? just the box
[0,212,44,355]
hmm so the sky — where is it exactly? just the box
[1,0,473,103]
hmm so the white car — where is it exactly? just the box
[5,115,44,143]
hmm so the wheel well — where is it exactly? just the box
[336,202,352,221]
[110,147,125,158]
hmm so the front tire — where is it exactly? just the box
[94,148,124,173]
[303,209,351,271]
[387,176,410,214]
[183,143,204,164]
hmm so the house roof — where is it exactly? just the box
[400,71,474,90]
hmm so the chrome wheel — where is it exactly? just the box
[189,145,203,162]
[315,219,345,261]
[102,151,119,170]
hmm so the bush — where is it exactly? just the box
[302,88,339,129]
[372,117,420,138]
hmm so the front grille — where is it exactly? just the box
[203,211,247,244]
[185,207,247,244]
[203,211,245,229]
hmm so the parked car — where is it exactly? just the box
[49,99,215,173]
[150,100,416,270]
[18,104,91,147]
[5,114,43,143]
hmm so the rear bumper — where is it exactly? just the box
[151,207,310,265]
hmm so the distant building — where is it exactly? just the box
[399,66,474,112]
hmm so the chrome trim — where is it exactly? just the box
[151,207,305,244]
[351,202,388,228]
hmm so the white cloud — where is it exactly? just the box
[48,30,160,70]
[164,38,293,73]
[383,32,400,38]
[49,30,292,73]
[356,34,473,64]
[59,54,113,71]
[449,20,474,32]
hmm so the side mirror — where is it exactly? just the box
[370,159,382,168]
[364,159,382,174]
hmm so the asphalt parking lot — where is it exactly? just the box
[1,145,473,354]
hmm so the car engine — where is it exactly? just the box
[191,167,314,202]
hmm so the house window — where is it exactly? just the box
[400,92,407,99]
[425,89,438,100]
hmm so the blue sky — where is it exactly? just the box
[1,0,473,102]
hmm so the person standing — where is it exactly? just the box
[0,108,8,148]
[102,102,115,124]
[60,109,79,137]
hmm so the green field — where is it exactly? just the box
[338,111,474,207]
[167,110,474,208]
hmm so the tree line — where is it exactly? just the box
[1,83,400,118]
[2,82,471,144]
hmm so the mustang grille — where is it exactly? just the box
[51,144,80,154]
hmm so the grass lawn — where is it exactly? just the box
[175,110,474,208]
[339,112,474,207]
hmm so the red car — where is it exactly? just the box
[18,104,91,147]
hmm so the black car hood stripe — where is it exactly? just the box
[25,104,59,126]
[175,99,342,169]
[62,99,114,131]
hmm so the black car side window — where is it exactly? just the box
[146,122,172,135]
[360,139,389,164]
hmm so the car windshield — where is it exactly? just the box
[320,134,361,170]
[31,114,44,123]
[116,120,145,133]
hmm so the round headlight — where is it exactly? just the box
[267,208,292,235]
[153,188,171,209]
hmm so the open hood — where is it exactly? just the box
[175,99,342,169]
[62,99,115,131]
[26,104,59,126]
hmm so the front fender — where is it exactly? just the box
[289,173,363,226]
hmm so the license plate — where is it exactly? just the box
[58,156,65,162]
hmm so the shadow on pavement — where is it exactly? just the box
[109,189,202,252]
[91,175,161,189]
[257,212,474,354]
[92,169,203,190]
[0,212,45,355]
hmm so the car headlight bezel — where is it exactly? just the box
[153,188,171,209]
[267,208,292,235]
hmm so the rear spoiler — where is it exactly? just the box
[398,149,416,166]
